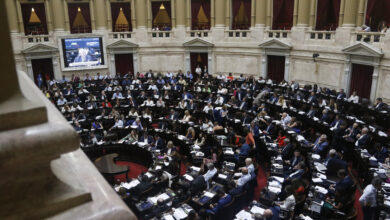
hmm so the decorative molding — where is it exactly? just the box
[259,39,292,50]
[106,39,139,49]
[183,38,214,47]
[342,42,383,58]
[22,43,58,54]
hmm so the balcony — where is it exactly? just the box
[306,30,335,41]
[187,30,210,38]
[225,30,250,38]
[149,31,172,38]
[266,30,290,39]
[352,32,385,44]
[109,32,134,39]
[23,35,52,44]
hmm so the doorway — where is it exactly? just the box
[31,58,54,88]
[114,53,134,76]
[190,52,208,77]
[267,55,285,83]
[349,64,373,99]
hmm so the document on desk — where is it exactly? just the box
[268,186,281,194]
[191,166,201,172]
[173,208,188,219]
[314,162,327,172]
[183,174,194,181]
[162,214,175,220]
[204,191,215,198]
[272,176,284,183]
[145,172,153,178]
[235,210,254,220]
[312,177,323,183]
[157,193,170,201]
[218,174,228,179]
[296,135,306,142]
[250,206,265,215]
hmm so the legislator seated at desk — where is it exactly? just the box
[129,174,153,197]
[206,189,233,214]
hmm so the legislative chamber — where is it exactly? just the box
[1,0,390,220]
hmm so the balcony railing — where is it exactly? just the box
[307,31,335,40]
[109,32,134,39]
[266,30,290,39]
[23,35,51,44]
[225,30,250,38]
[352,32,385,43]
[149,31,172,38]
[188,30,210,38]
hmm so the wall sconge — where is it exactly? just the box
[313,53,319,62]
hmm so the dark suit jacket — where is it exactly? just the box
[129,181,152,196]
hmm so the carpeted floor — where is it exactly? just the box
[354,190,363,220]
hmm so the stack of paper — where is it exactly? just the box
[183,174,194,181]
[250,206,265,215]
[173,208,188,219]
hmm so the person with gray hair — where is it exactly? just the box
[240,158,255,174]
[355,127,370,148]
[312,134,329,155]
[203,163,217,185]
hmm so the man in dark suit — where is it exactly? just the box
[355,127,370,148]
[281,138,293,161]
[312,134,329,156]
[332,122,347,152]
[241,112,253,124]
[139,132,153,144]
[306,106,317,118]
[168,109,179,120]
[263,119,276,138]
[336,89,346,100]
[148,198,169,218]
[330,169,354,195]
[187,99,197,111]
[182,91,193,100]
[207,189,233,214]
[286,149,302,171]
[153,135,165,150]
[375,98,386,111]
[307,91,318,104]
[239,97,248,110]
[129,175,153,196]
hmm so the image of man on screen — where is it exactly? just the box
[74,48,92,63]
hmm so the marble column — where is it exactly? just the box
[90,0,96,31]
[225,0,230,27]
[5,0,19,33]
[135,0,147,28]
[370,65,379,102]
[342,0,357,27]
[215,0,225,27]
[106,0,112,31]
[266,0,271,27]
[297,0,310,27]
[51,0,65,31]
[255,0,267,27]
[176,0,186,27]
[94,0,107,30]
[356,0,365,27]
[64,1,70,31]
[44,0,53,32]
[309,0,316,28]
[338,0,345,26]
[293,0,299,26]
[15,0,24,34]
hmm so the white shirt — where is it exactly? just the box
[203,105,213,113]
[280,194,296,211]
[113,120,124,128]
[359,184,377,207]
[237,173,251,187]
[142,100,155,106]
[57,98,67,106]
[203,168,217,182]
[281,115,291,126]
[348,95,359,103]
[215,97,224,105]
